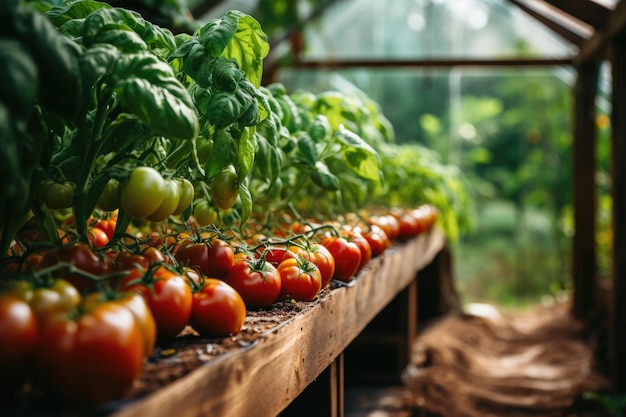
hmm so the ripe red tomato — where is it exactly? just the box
[0,293,39,399]
[282,243,335,289]
[38,242,111,293]
[94,218,116,240]
[370,214,400,242]
[120,266,192,340]
[341,229,372,272]
[277,257,322,302]
[175,238,235,279]
[190,278,246,337]
[226,258,281,309]
[321,235,361,283]
[88,227,110,248]
[33,293,153,405]
[362,225,391,257]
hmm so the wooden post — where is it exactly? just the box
[572,62,599,319]
[611,39,626,392]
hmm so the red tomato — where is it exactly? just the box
[226,258,281,309]
[261,244,289,267]
[114,247,168,273]
[321,235,361,283]
[0,293,39,399]
[33,294,152,405]
[190,278,246,337]
[370,214,400,242]
[88,227,110,248]
[120,266,192,340]
[282,243,335,289]
[277,257,322,302]
[341,229,372,272]
[175,238,235,279]
[94,219,116,240]
[363,225,391,257]
[38,242,111,293]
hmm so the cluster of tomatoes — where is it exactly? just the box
[0,204,438,407]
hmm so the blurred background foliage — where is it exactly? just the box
[113,0,614,308]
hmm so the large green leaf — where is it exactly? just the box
[111,52,199,140]
[335,126,381,182]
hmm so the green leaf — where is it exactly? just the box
[236,127,254,180]
[296,132,317,166]
[204,128,236,178]
[110,52,199,140]
[335,126,382,182]
[45,0,111,27]
[311,162,340,191]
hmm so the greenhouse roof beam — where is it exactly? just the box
[292,57,573,70]
[578,0,626,64]
[543,0,611,29]
[508,0,593,46]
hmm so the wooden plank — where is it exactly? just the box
[572,62,599,319]
[610,39,626,393]
[106,228,445,417]
[578,0,626,64]
[543,0,611,29]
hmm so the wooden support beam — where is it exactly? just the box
[578,0,626,64]
[572,62,599,319]
[543,0,611,29]
[610,39,626,393]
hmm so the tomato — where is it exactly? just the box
[341,229,372,272]
[370,214,400,242]
[211,165,238,210]
[33,293,153,405]
[193,199,218,227]
[175,238,234,279]
[411,204,439,231]
[119,166,165,219]
[94,218,117,240]
[282,243,335,289]
[395,212,422,240]
[277,257,322,302]
[363,225,391,257]
[38,242,111,293]
[37,179,74,210]
[28,279,81,320]
[0,293,38,399]
[114,247,167,272]
[96,179,120,212]
[172,178,194,216]
[321,235,361,283]
[120,265,192,340]
[226,258,281,309]
[259,243,289,267]
[190,278,246,337]
[146,178,181,222]
[88,227,110,248]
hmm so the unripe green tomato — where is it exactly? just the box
[193,200,218,227]
[146,178,180,222]
[196,138,213,164]
[37,179,74,210]
[96,179,120,212]
[119,167,165,218]
[171,178,194,216]
[211,165,239,210]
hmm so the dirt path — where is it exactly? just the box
[400,301,613,417]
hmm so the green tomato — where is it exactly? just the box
[119,167,165,219]
[146,178,180,222]
[37,179,74,210]
[210,165,238,210]
[193,199,218,227]
[96,179,120,212]
[171,178,194,216]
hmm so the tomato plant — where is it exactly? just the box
[277,257,322,302]
[119,167,166,219]
[190,278,246,337]
[226,257,281,309]
[321,235,361,283]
